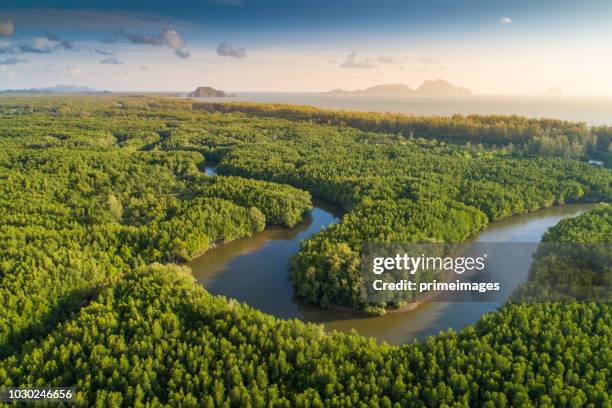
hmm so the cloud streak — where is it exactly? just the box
[500,17,512,24]
[93,49,114,56]
[18,44,52,54]
[340,51,376,69]
[42,33,78,51]
[13,33,80,54]
[100,57,123,64]
[0,57,25,65]
[217,42,246,58]
[122,28,185,49]
[115,28,190,58]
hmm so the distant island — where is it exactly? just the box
[188,86,235,98]
[0,84,102,94]
[328,79,471,97]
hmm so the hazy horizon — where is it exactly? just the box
[6,85,612,99]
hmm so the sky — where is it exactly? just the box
[1,0,612,94]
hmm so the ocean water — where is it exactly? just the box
[207,93,612,126]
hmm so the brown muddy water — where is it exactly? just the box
[190,173,596,344]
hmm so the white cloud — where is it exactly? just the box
[160,30,184,49]
[340,51,376,69]
[500,17,512,24]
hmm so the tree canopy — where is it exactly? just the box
[0,96,609,406]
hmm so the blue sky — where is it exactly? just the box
[1,1,612,93]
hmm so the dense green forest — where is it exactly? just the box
[2,204,610,405]
[514,205,611,302]
[0,96,610,406]
[188,102,610,312]
[0,96,312,356]
[197,101,612,163]
[1,95,610,315]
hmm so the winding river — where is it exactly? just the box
[191,166,596,344]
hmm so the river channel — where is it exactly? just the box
[190,166,597,344]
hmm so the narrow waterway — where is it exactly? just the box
[190,197,342,319]
[305,203,596,344]
[190,167,597,344]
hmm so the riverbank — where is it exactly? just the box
[190,195,597,344]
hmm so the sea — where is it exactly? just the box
[195,93,612,126]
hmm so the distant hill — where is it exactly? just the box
[188,86,235,98]
[351,84,414,95]
[0,84,102,94]
[328,79,471,97]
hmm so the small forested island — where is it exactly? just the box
[188,86,235,98]
[0,96,610,406]
[328,79,472,96]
